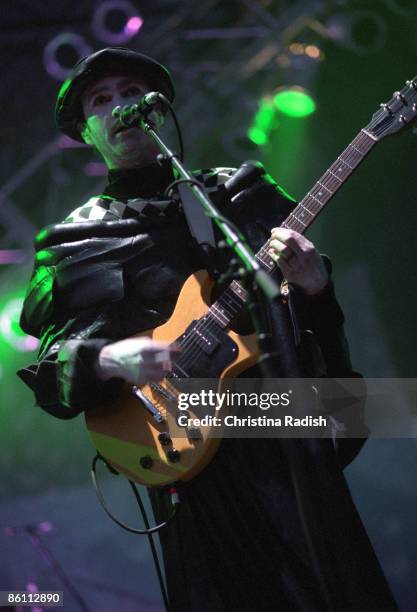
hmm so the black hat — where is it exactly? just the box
[55,47,174,142]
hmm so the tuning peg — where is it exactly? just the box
[406,79,417,91]
[399,115,408,124]
[394,91,407,104]
[380,102,393,115]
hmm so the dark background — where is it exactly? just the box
[0,1,416,610]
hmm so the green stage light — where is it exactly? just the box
[247,97,279,146]
[273,88,316,118]
[248,126,268,146]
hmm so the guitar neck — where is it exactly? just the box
[208,128,378,329]
[280,129,377,234]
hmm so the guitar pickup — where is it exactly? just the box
[182,322,220,356]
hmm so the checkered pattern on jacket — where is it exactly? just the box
[62,167,236,224]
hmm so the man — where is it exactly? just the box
[18,48,397,611]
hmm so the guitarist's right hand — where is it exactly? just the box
[95,337,180,385]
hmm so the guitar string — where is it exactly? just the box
[150,100,412,403]
[167,134,370,373]
[151,95,411,398]
[154,130,375,388]
[163,131,372,379]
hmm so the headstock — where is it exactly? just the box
[366,77,417,140]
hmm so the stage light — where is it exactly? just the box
[43,33,92,81]
[0,250,26,265]
[247,127,268,146]
[247,97,278,146]
[273,87,316,118]
[92,1,143,44]
[305,45,321,59]
[287,42,323,65]
[125,16,144,37]
[0,297,39,352]
[326,11,387,55]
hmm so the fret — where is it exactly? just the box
[290,212,307,227]
[350,143,364,156]
[217,295,240,317]
[343,147,362,164]
[328,157,354,180]
[206,310,224,326]
[306,192,326,207]
[292,202,316,223]
[210,304,228,326]
[327,169,343,183]
[338,155,354,170]
[309,185,331,202]
[299,203,315,216]
[355,132,375,153]
[320,174,339,190]
[316,181,333,195]
[204,127,378,333]
[258,247,276,269]
[230,281,249,302]
[284,217,305,232]
[256,253,274,272]
[224,288,246,309]
[212,300,233,320]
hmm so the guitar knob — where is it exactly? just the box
[167,449,181,463]
[140,455,153,469]
[188,427,202,440]
[158,432,172,446]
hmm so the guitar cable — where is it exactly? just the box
[91,453,180,612]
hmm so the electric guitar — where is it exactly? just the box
[86,77,417,487]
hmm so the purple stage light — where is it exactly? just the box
[124,15,144,36]
[92,1,142,44]
[0,250,26,264]
[24,336,40,351]
[44,33,92,81]
[38,521,54,533]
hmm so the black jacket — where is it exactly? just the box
[18,162,397,611]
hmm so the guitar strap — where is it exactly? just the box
[177,162,266,276]
[178,183,216,249]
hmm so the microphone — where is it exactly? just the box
[112,92,161,128]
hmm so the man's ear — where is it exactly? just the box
[78,122,92,145]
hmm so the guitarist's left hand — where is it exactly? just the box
[268,228,329,296]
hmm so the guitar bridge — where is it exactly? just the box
[131,386,165,423]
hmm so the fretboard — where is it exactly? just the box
[207,128,378,329]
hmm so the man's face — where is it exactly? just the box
[80,74,160,169]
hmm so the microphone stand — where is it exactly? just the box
[127,107,334,609]
[142,122,280,293]
[138,114,282,377]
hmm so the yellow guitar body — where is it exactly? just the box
[85,270,260,487]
